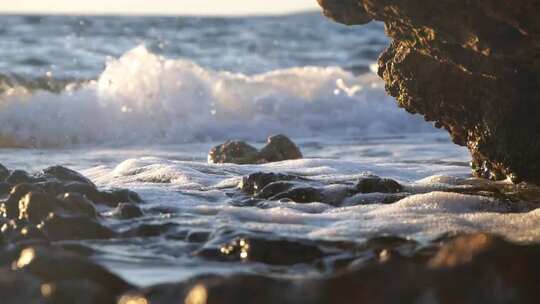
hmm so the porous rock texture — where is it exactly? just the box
[318,0,540,184]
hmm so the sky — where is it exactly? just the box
[0,0,320,15]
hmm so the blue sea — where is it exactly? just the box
[1,12,538,286]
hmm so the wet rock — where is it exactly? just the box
[0,268,46,304]
[0,182,11,196]
[1,183,41,219]
[18,191,99,224]
[128,275,301,304]
[41,279,115,304]
[317,0,373,25]
[10,225,48,243]
[159,233,540,304]
[61,182,103,203]
[196,231,327,266]
[6,170,38,185]
[258,134,303,163]
[100,189,143,207]
[18,191,66,224]
[238,172,405,205]
[318,0,540,184]
[12,246,132,298]
[356,176,403,194]
[208,140,259,164]
[208,134,303,164]
[255,181,295,199]
[111,203,143,219]
[239,172,302,196]
[57,192,98,219]
[0,163,9,182]
[39,215,114,241]
[186,230,210,243]
[271,187,325,203]
[40,165,96,188]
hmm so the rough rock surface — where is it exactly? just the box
[318,0,540,184]
[122,233,540,304]
[208,134,303,164]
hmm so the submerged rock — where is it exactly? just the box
[237,172,404,205]
[196,230,329,266]
[208,134,303,164]
[123,233,540,304]
[208,140,259,164]
[39,165,97,189]
[6,170,39,185]
[318,0,540,184]
[356,176,403,194]
[99,189,143,207]
[0,269,45,304]
[11,246,132,300]
[0,165,146,243]
[111,203,144,219]
[239,172,303,196]
[257,134,303,163]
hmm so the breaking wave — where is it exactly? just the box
[0,45,434,148]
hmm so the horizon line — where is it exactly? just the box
[0,9,321,18]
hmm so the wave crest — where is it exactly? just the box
[0,45,433,148]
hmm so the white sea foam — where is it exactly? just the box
[82,156,540,244]
[0,45,433,147]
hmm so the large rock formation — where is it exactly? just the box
[318,0,540,184]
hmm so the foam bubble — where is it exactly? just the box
[85,157,540,244]
[0,45,433,148]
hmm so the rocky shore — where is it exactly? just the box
[0,160,539,303]
[317,0,540,184]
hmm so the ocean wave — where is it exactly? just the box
[0,73,87,95]
[0,45,434,148]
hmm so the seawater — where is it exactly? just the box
[0,13,538,286]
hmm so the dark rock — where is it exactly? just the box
[356,176,403,193]
[1,183,40,219]
[0,268,46,304]
[126,275,301,304]
[10,225,48,243]
[111,203,143,219]
[238,172,405,205]
[255,181,295,199]
[6,170,36,185]
[258,134,303,163]
[239,172,302,196]
[0,163,9,182]
[100,189,143,207]
[62,182,103,203]
[186,230,210,243]
[18,191,65,224]
[196,231,327,266]
[40,165,96,188]
[139,233,540,304]
[12,246,132,297]
[0,182,11,196]
[39,215,114,241]
[41,280,115,304]
[57,192,98,219]
[18,191,98,224]
[271,187,325,203]
[208,140,259,164]
[318,0,540,184]
[208,134,303,164]
[317,0,373,25]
